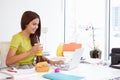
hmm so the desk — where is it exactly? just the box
[3,63,118,80]
[62,63,120,80]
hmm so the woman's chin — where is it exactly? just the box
[31,32,35,34]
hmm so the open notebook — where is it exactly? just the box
[55,48,84,71]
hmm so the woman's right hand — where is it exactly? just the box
[29,43,43,54]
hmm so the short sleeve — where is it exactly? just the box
[10,34,21,50]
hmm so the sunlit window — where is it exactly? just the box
[65,0,106,59]
[110,0,120,53]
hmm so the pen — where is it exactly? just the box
[0,77,13,80]
[7,69,17,73]
[6,77,13,79]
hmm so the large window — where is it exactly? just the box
[65,0,106,59]
[110,0,120,54]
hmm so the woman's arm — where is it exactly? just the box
[42,56,64,65]
[6,44,41,66]
[6,48,32,66]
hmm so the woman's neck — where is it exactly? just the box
[21,30,30,38]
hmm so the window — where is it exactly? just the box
[110,0,120,54]
[65,0,106,59]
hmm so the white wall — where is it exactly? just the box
[0,0,64,55]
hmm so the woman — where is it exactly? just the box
[6,11,63,69]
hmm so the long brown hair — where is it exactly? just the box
[21,11,41,46]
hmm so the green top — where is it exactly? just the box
[10,32,35,66]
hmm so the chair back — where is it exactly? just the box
[0,42,10,67]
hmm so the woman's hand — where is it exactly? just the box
[50,60,64,66]
[29,43,43,54]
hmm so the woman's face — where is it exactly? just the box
[25,18,39,34]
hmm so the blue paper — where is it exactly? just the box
[43,72,84,80]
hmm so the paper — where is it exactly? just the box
[0,72,14,80]
[16,77,32,80]
[17,68,36,74]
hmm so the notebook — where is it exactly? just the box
[43,72,85,80]
[55,48,84,71]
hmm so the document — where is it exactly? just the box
[0,72,14,80]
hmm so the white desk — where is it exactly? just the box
[2,63,120,80]
[62,63,120,80]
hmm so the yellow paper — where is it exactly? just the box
[57,44,63,56]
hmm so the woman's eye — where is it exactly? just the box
[33,23,38,26]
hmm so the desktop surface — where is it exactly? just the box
[1,60,120,80]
